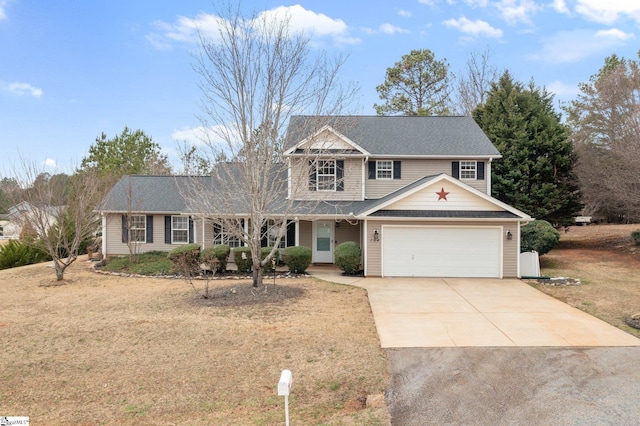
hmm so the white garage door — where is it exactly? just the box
[382,226,501,278]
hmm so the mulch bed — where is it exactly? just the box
[186,282,306,307]
[624,313,640,330]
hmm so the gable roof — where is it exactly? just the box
[284,115,501,158]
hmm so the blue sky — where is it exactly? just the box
[1,0,639,177]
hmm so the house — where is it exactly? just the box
[97,116,532,278]
[1,201,62,239]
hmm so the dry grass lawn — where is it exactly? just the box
[531,224,640,339]
[0,259,389,425]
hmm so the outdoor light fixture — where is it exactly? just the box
[506,230,513,240]
[373,229,379,241]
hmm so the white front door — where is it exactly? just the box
[313,220,334,263]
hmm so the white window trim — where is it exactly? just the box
[376,160,393,180]
[171,215,189,244]
[213,223,243,248]
[267,220,287,249]
[316,159,337,192]
[130,215,146,243]
[460,161,477,180]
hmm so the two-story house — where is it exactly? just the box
[97,115,532,278]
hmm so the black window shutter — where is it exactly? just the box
[477,161,485,180]
[286,220,295,247]
[261,223,269,247]
[308,160,317,191]
[336,160,344,191]
[188,217,194,244]
[393,161,401,179]
[368,161,376,179]
[452,161,460,179]
[165,216,171,244]
[121,215,128,243]
[146,215,153,243]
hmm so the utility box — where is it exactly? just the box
[278,370,292,396]
[520,251,540,277]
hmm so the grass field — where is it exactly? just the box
[0,260,389,425]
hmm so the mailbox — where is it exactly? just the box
[278,369,292,396]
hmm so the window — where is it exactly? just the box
[267,220,287,249]
[317,160,336,191]
[129,215,146,243]
[213,222,243,248]
[460,161,477,179]
[172,216,189,244]
[376,161,393,179]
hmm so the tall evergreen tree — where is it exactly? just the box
[473,71,581,225]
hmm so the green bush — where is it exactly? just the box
[168,244,201,276]
[101,251,173,275]
[520,220,560,256]
[233,247,252,273]
[261,247,277,273]
[0,240,51,270]
[200,244,230,272]
[334,241,361,275]
[283,246,312,274]
[632,231,640,246]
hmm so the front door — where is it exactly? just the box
[313,220,334,263]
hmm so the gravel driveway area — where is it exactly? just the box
[385,347,640,425]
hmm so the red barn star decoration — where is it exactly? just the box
[436,187,449,201]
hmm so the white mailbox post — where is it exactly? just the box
[278,369,293,426]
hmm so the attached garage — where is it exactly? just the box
[381,226,502,278]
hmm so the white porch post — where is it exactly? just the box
[294,218,299,246]
[101,214,107,256]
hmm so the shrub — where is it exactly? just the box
[101,251,173,275]
[0,240,51,270]
[520,220,560,256]
[632,231,640,246]
[168,244,201,276]
[200,244,230,272]
[283,246,312,274]
[334,241,361,275]
[261,247,277,273]
[233,247,252,273]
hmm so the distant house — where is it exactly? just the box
[3,201,63,239]
[97,115,532,278]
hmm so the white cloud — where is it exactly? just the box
[443,17,503,38]
[546,80,579,98]
[551,0,570,15]
[576,0,640,25]
[398,9,412,18]
[0,0,9,21]
[171,126,211,146]
[496,0,541,25]
[148,5,359,50]
[42,158,57,169]
[4,82,43,98]
[380,23,410,35]
[529,28,634,63]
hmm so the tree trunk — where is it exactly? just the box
[252,264,263,288]
[53,259,65,281]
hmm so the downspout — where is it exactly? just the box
[488,158,492,196]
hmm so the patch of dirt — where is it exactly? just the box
[186,282,306,307]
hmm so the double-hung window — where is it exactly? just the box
[213,222,243,248]
[376,160,393,180]
[460,161,477,180]
[172,216,189,244]
[317,160,336,191]
[130,215,147,243]
[267,220,287,249]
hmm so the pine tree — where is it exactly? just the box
[473,71,582,225]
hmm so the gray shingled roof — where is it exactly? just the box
[284,115,500,157]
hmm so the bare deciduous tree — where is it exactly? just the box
[452,49,501,116]
[565,55,640,221]
[181,5,356,287]
[9,162,104,281]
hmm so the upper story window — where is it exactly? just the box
[309,159,344,192]
[129,215,147,243]
[460,161,477,180]
[172,216,189,244]
[376,161,393,180]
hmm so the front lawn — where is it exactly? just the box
[1,259,389,425]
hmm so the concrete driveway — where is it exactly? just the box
[357,277,640,347]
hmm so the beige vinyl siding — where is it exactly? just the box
[298,220,313,249]
[334,220,361,246]
[365,159,489,198]
[105,214,203,256]
[364,220,519,278]
[290,157,363,201]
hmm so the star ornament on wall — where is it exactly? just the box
[436,187,450,201]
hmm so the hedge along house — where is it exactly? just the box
[97,115,532,278]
